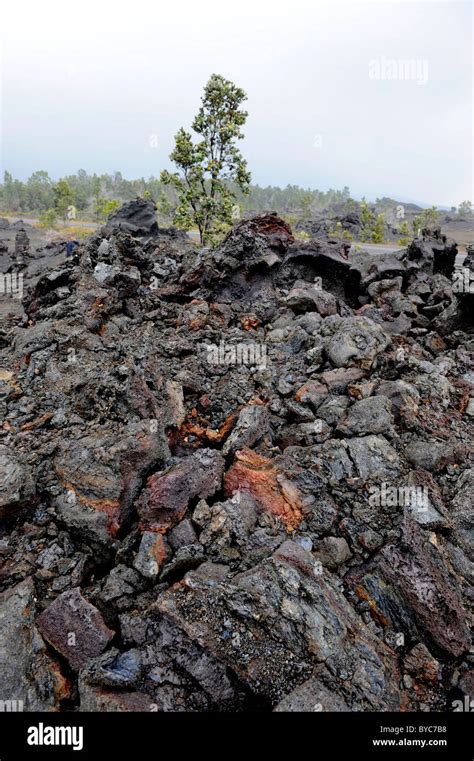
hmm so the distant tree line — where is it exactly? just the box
[0,169,471,236]
[0,170,163,225]
[0,169,356,225]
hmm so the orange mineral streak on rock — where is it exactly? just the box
[176,409,241,447]
[294,380,327,404]
[224,448,303,531]
[152,534,168,566]
[240,314,261,330]
[50,657,72,703]
[20,412,54,431]
[57,479,121,537]
[355,584,390,627]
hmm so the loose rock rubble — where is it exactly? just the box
[0,200,472,712]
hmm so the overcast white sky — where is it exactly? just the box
[0,0,472,206]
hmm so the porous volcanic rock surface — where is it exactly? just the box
[0,202,472,712]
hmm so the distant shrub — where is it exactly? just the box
[327,221,353,242]
[412,206,439,235]
[38,208,58,229]
[371,213,385,244]
[359,199,375,242]
[397,220,410,246]
[328,221,343,238]
[94,198,120,221]
[458,200,472,216]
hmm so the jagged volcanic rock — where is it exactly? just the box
[0,202,472,713]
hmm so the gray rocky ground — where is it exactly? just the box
[0,200,472,712]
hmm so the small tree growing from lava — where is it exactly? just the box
[161,74,251,245]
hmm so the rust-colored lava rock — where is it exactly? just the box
[224,448,303,531]
[138,448,225,532]
[0,202,472,713]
